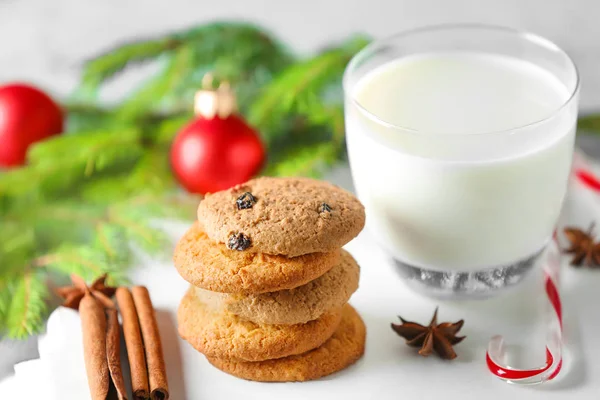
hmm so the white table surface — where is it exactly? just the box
[1,165,600,399]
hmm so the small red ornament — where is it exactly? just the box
[170,76,266,194]
[0,83,64,167]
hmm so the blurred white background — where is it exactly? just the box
[0,0,598,112]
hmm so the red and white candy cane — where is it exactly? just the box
[572,151,600,193]
[575,168,600,192]
[487,164,600,384]
[486,239,563,385]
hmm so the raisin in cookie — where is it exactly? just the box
[197,177,365,257]
[206,304,366,382]
[174,223,340,294]
[196,249,360,324]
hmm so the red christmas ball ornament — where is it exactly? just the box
[0,83,64,167]
[170,76,266,194]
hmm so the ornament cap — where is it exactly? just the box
[194,74,238,119]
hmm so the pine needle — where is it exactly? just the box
[578,114,600,134]
[80,150,176,203]
[116,45,196,121]
[64,103,122,133]
[76,37,183,100]
[0,223,36,273]
[36,245,128,285]
[107,210,169,255]
[0,280,10,333]
[0,130,144,206]
[265,140,340,178]
[150,114,193,147]
[94,222,130,264]
[171,22,293,112]
[114,23,293,123]
[114,193,198,221]
[248,34,369,147]
[3,270,49,339]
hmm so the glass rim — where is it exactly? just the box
[343,23,581,137]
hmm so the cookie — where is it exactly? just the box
[173,223,340,294]
[196,249,360,324]
[177,287,342,362]
[206,304,366,382]
[197,177,365,257]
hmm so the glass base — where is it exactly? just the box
[392,249,544,299]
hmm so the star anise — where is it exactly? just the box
[391,307,465,360]
[55,274,116,310]
[563,224,600,268]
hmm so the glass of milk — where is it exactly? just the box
[344,25,579,297]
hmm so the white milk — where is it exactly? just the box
[346,53,577,271]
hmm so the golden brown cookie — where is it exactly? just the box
[197,177,366,257]
[196,249,360,324]
[206,304,366,382]
[173,223,340,294]
[177,287,342,362]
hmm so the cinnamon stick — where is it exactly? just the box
[106,308,128,400]
[116,287,150,400]
[79,290,110,400]
[132,286,169,400]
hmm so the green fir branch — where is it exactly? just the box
[76,37,183,100]
[64,103,120,133]
[24,202,105,251]
[0,129,144,206]
[3,270,49,339]
[35,245,128,285]
[150,114,193,147]
[107,208,169,255]
[114,23,293,122]
[113,193,198,221]
[64,102,191,141]
[265,140,340,178]
[248,35,369,146]
[0,222,37,273]
[27,128,141,167]
[578,114,600,134]
[302,104,346,144]
[170,22,294,112]
[94,222,130,264]
[0,276,12,333]
[116,45,196,122]
[80,149,176,203]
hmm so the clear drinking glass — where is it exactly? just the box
[343,25,580,297]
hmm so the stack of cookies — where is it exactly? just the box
[174,177,367,382]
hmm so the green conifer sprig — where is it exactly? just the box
[77,36,185,101]
[247,35,369,147]
[0,129,144,208]
[264,141,340,178]
[35,245,127,284]
[579,114,600,134]
[81,150,177,203]
[0,195,196,338]
[3,270,49,339]
[115,44,197,122]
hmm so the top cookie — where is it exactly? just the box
[197,177,365,257]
